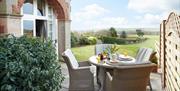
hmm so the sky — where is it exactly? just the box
[71,0,180,31]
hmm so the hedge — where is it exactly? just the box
[0,35,64,91]
[100,36,126,44]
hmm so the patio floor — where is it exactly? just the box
[60,62,162,91]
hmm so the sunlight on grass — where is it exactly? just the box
[71,35,159,61]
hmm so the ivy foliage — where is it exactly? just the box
[0,35,64,91]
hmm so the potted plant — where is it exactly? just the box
[105,44,120,60]
[107,44,120,54]
[149,52,158,73]
[0,35,64,91]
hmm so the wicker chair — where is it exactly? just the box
[105,63,156,91]
[62,49,94,91]
[135,47,154,91]
[136,48,153,63]
[95,44,112,55]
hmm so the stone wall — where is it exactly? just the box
[0,0,71,56]
[0,0,22,35]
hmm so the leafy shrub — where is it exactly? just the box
[79,36,90,45]
[100,36,126,44]
[0,35,64,91]
[79,36,97,45]
[71,32,79,47]
[87,37,97,45]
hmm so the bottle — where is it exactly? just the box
[100,54,104,61]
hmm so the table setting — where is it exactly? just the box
[94,52,136,66]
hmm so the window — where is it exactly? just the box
[37,0,46,16]
[23,20,34,37]
[23,0,33,14]
[22,0,57,40]
[48,7,55,40]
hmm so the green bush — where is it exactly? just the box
[71,32,79,47]
[0,35,64,91]
[79,36,97,46]
[87,37,97,45]
[100,36,126,44]
[79,36,90,45]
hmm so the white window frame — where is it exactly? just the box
[21,0,57,40]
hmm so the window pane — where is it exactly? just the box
[23,0,33,14]
[37,0,46,16]
[23,20,33,37]
[36,20,47,39]
[48,23,53,39]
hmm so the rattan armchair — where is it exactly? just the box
[62,49,94,91]
[135,47,154,90]
[136,48,153,63]
[95,44,112,55]
[105,63,156,91]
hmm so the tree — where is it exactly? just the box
[120,31,127,38]
[109,27,117,37]
[136,29,144,37]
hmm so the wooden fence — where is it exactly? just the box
[159,12,180,91]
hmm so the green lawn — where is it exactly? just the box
[71,35,159,61]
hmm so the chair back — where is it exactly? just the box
[136,48,153,63]
[95,44,112,55]
[111,63,156,91]
[62,49,79,69]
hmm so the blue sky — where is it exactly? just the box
[71,0,180,31]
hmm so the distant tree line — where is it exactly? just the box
[71,27,151,47]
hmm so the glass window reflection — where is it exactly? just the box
[23,0,33,14]
[23,20,33,37]
[37,0,46,16]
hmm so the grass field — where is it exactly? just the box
[71,35,159,61]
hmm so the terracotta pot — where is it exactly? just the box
[152,65,158,73]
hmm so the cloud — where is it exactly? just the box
[96,17,128,29]
[127,0,180,27]
[71,4,128,30]
[72,4,109,21]
[71,1,178,30]
[133,13,171,28]
[128,0,180,13]
[72,16,128,30]
[140,14,162,27]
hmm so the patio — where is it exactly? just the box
[0,0,179,90]
[60,62,162,91]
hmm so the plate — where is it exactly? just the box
[110,60,118,63]
[117,57,133,61]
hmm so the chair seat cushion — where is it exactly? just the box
[64,49,79,69]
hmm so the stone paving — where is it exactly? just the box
[60,63,162,91]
